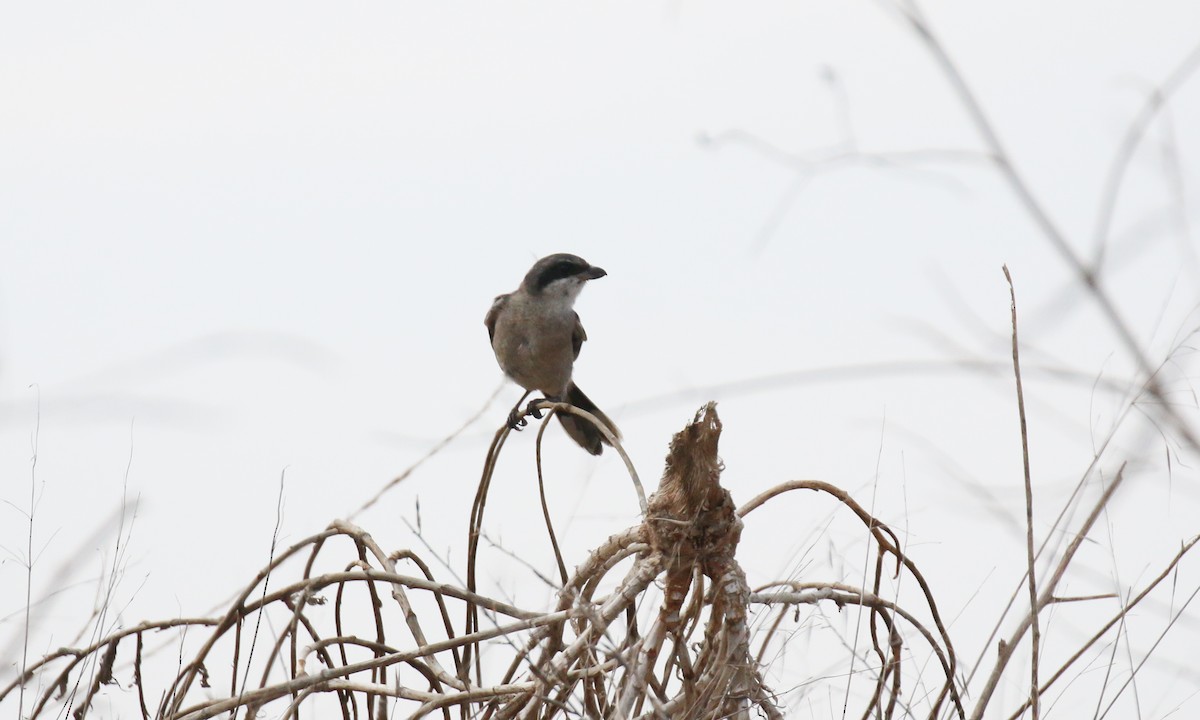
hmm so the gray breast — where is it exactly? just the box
[492,294,576,395]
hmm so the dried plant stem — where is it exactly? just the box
[969,465,1127,719]
[1004,535,1200,720]
[18,386,41,720]
[464,394,525,689]
[737,479,964,718]
[174,611,573,720]
[535,411,569,586]
[531,399,648,515]
[1003,265,1040,719]
[352,381,504,519]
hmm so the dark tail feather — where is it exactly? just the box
[560,382,621,455]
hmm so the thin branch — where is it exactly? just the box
[969,464,1128,720]
[1004,265,1041,720]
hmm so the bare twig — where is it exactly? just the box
[18,384,41,720]
[970,464,1128,720]
[351,382,504,519]
[1005,535,1200,720]
[1004,265,1041,719]
[535,411,569,586]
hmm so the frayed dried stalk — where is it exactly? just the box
[637,402,776,720]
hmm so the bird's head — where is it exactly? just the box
[522,253,607,300]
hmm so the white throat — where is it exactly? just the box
[538,277,586,310]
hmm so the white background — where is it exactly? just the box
[3,1,1200,717]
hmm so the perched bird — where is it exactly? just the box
[485,253,620,454]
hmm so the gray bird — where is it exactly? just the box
[485,253,620,454]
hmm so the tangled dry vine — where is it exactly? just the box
[4,400,974,719]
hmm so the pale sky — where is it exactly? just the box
[3,2,1200,717]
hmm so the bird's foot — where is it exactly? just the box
[524,396,561,421]
[507,396,562,430]
[524,399,545,420]
[506,408,529,431]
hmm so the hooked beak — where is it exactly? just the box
[584,266,607,280]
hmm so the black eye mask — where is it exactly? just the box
[535,260,586,291]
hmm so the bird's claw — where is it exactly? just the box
[525,396,561,420]
[506,396,561,430]
[506,408,529,431]
[525,400,545,420]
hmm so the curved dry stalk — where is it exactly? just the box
[0,617,217,705]
[529,398,648,515]
[464,391,646,704]
[752,582,959,716]
[535,410,569,586]
[737,478,965,718]
[172,611,574,720]
[464,404,523,687]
